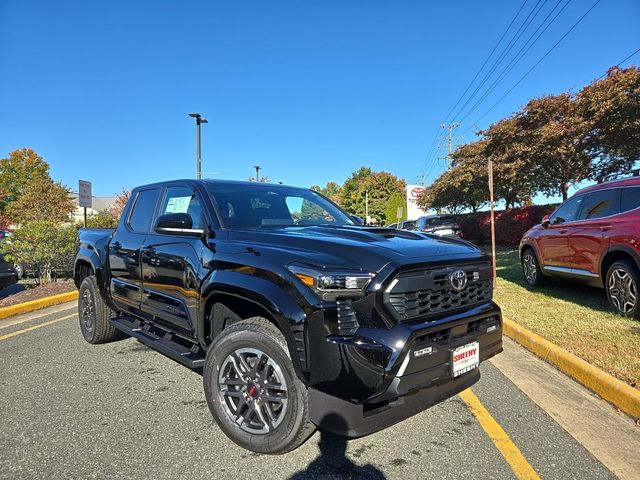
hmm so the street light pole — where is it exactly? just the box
[188,113,208,179]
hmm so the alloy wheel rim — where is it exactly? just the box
[217,348,288,434]
[523,253,537,284]
[81,289,95,332]
[608,268,637,314]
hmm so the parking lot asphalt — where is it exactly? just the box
[0,305,623,480]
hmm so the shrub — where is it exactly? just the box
[81,210,119,228]
[459,204,557,246]
[0,221,78,284]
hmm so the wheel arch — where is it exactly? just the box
[200,272,309,382]
[601,246,640,286]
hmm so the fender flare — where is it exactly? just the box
[200,270,309,380]
[74,247,117,310]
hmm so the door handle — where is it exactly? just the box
[559,229,568,235]
[599,225,611,232]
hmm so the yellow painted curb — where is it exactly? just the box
[503,318,640,420]
[0,291,78,320]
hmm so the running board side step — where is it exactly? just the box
[111,316,205,369]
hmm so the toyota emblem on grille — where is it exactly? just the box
[449,269,467,291]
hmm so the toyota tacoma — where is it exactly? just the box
[75,179,502,454]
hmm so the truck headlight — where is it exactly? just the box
[287,263,374,300]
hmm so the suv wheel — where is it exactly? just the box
[203,317,315,454]
[605,260,639,319]
[521,248,546,287]
[78,276,122,343]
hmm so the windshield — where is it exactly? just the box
[207,184,355,229]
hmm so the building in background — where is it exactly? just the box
[71,192,116,224]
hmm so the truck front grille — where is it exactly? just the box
[385,264,493,321]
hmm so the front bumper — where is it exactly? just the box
[0,272,18,288]
[307,302,502,437]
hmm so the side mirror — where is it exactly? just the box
[351,215,365,225]
[541,215,550,228]
[154,213,204,236]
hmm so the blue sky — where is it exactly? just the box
[1,0,638,199]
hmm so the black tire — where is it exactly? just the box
[521,248,546,287]
[78,276,121,343]
[203,317,316,454]
[605,260,640,320]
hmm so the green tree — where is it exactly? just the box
[578,66,640,180]
[6,175,75,225]
[517,93,592,200]
[0,221,77,284]
[481,119,535,208]
[83,211,119,228]
[311,181,342,203]
[351,172,406,224]
[385,193,407,225]
[340,167,373,214]
[0,148,50,221]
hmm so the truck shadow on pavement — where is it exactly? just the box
[288,413,386,480]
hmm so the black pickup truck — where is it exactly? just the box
[75,179,502,454]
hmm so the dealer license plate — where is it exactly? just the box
[451,342,479,377]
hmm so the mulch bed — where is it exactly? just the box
[0,279,76,308]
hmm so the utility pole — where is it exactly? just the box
[188,113,208,179]
[365,190,369,225]
[253,165,261,182]
[438,122,461,169]
[488,158,497,287]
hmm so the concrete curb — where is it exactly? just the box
[503,318,640,420]
[0,291,78,320]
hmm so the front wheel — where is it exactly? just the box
[203,317,315,454]
[605,260,640,320]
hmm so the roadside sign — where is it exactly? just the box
[78,180,92,208]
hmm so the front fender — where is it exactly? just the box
[200,270,310,380]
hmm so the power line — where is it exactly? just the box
[417,0,531,179]
[448,0,549,124]
[596,47,640,79]
[440,0,530,127]
[456,0,572,125]
[464,0,602,134]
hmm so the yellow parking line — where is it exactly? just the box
[0,313,76,341]
[460,388,540,480]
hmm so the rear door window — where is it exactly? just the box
[128,189,160,233]
[578,189,620,220]
[621,186,640,213]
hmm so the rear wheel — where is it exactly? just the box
[605,260,639,320]
[203,317,315,454]
[521,248,546,287]
[78,276,122,343]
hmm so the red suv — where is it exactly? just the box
[519,175,640,319]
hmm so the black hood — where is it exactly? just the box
[227,225,487,272]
